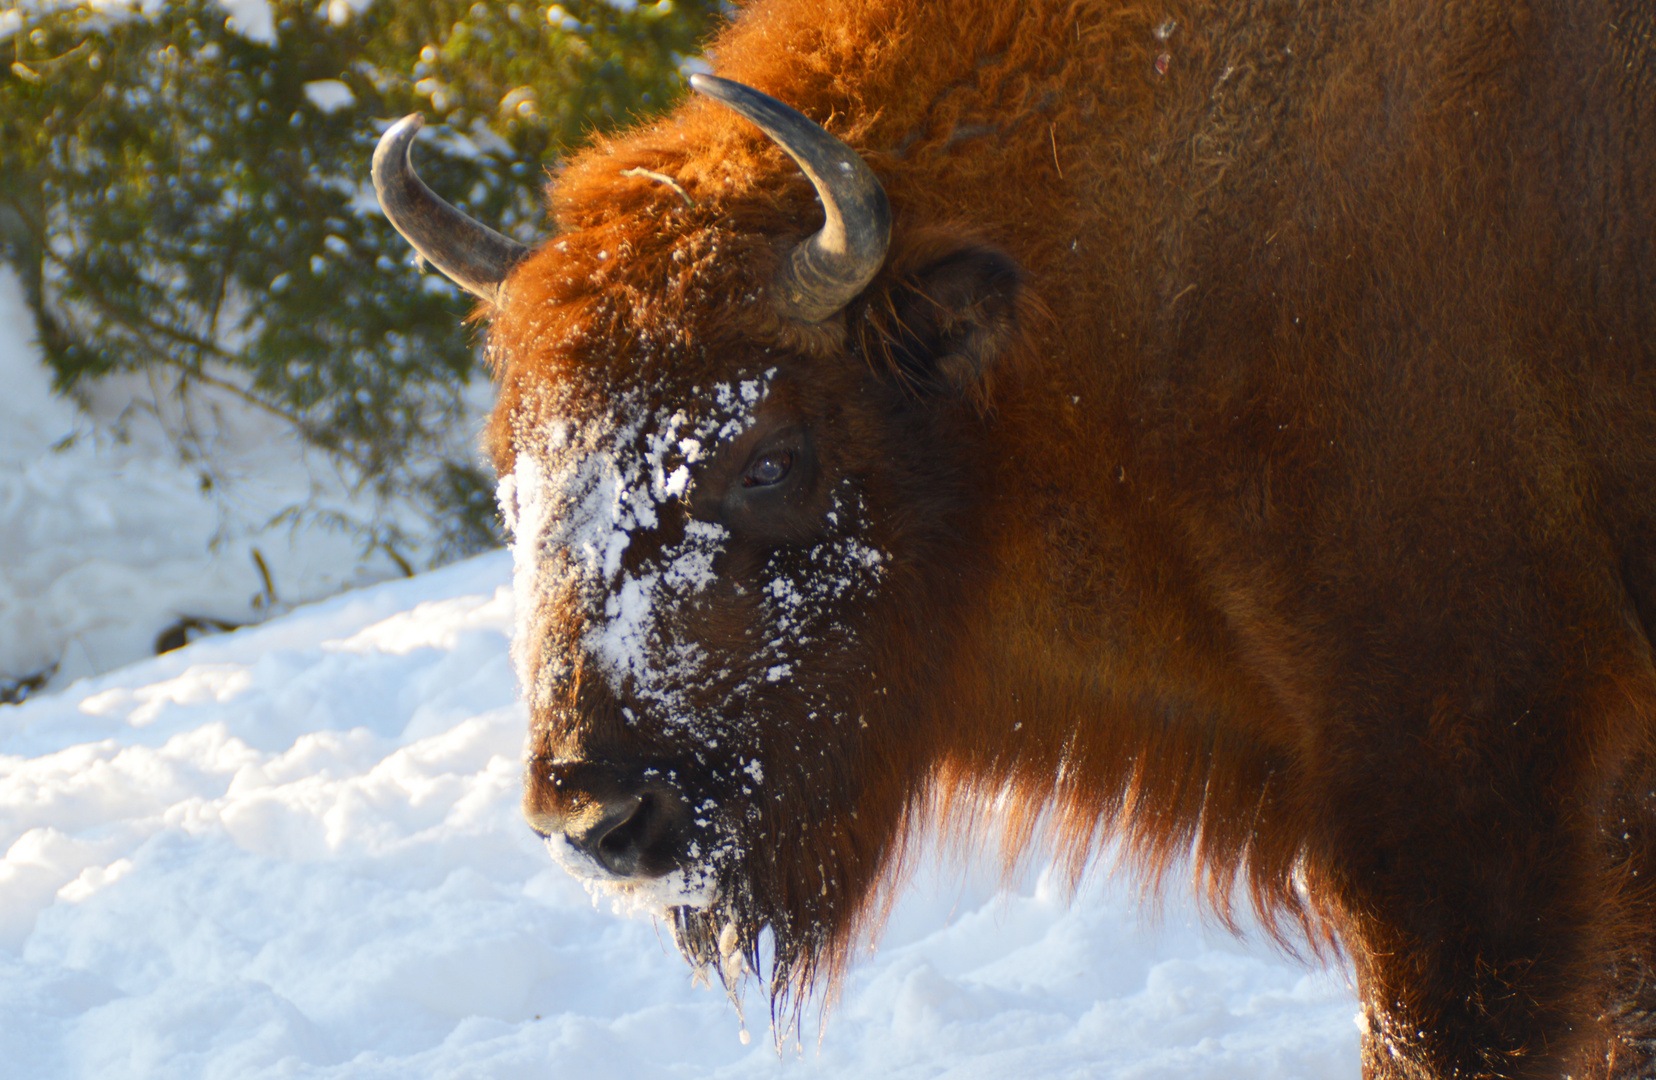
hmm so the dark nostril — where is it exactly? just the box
[565,786,690,878]
[534,760,694,878]
[594,793,656,874]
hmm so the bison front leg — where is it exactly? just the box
[1314,709,1647,1079]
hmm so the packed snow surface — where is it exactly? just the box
[1,551,1362,1078]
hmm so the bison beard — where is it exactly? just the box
[374,0,1656,1076]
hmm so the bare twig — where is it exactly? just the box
[621,167,696,208]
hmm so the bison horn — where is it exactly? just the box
[690,74,892,324]
[371,114,530,307]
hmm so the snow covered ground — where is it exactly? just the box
[1,549,1362,1078]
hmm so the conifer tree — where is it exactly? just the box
[0,0,718,562]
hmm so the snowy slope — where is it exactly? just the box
[0,266,442,695]
[0,551,1361,1078]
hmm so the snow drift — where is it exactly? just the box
[0,550,1360,1078]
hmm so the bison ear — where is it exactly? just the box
[864,244,1024,400]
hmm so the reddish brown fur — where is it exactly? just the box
[490,1,1656,1075]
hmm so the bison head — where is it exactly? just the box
[375,76,1025,1012]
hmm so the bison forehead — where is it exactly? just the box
[499,373,769,696]
[499,365,887,739]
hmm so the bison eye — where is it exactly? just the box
[709,426,819,540]
[743,450,793,488]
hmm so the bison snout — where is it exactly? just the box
[524,761,694,879]
[574,790,680,876]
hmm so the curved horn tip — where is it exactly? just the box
[371,112,531,308]
[686,72,727,100]
[372,114,426,179]
[387,112,427,141]
[687,74,892,324]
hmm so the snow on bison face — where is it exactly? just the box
[505,352,883,893]
[503,316,946,1004]
[375,76,1020,1009]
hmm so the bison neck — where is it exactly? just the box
[723,0,1656,950]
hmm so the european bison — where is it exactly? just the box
[373,1,1656,1075]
